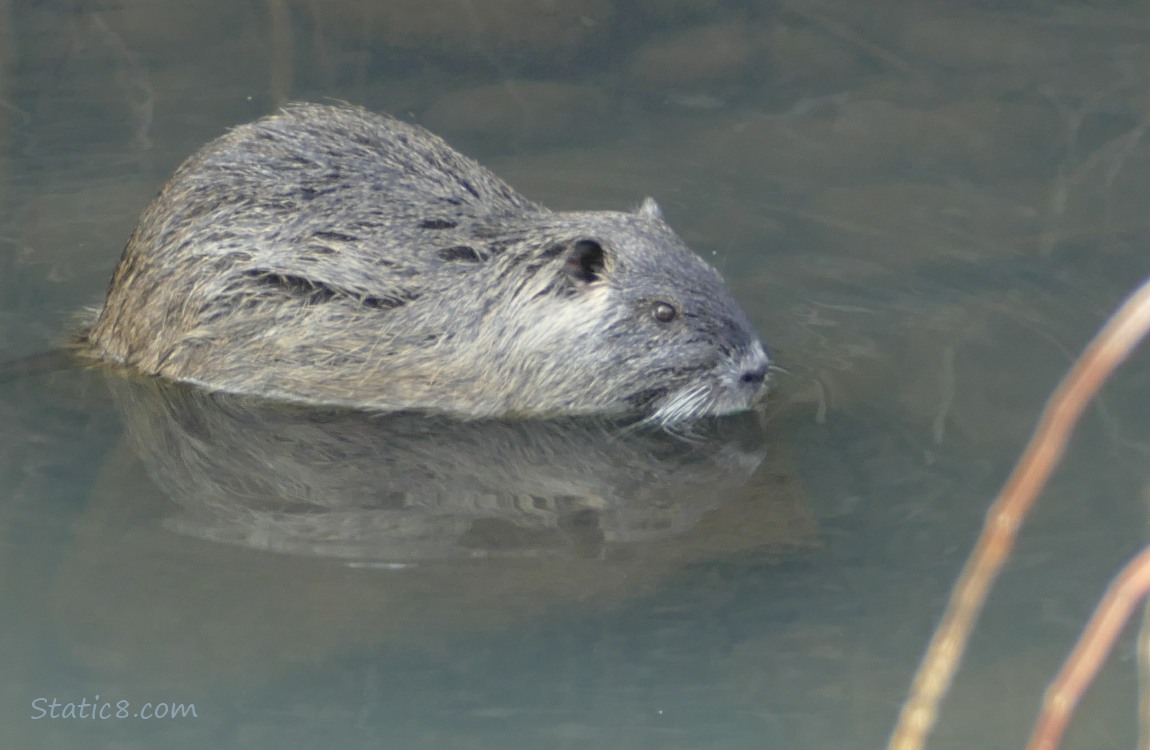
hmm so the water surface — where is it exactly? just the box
[3,2,1150,749]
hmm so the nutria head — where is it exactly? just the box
[469,198,770,424]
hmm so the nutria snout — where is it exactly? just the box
[84,103,771,424]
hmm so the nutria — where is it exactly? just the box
[84,103,770,424]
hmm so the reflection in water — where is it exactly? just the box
[106,372,774,561]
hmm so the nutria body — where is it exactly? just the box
[86,103,770,424]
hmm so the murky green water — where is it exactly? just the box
[4,1,1150,748]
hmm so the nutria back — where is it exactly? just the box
[87,103,770,424]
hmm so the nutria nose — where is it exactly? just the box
[740,365,768,384]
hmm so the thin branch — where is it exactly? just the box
[887,276,1150,750]
[1026,545,1150,750]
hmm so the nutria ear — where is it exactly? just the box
[563,239,606,288]
[637,197,663,221]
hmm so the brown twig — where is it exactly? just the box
[1026,545,1150,750]
[887,276,1150,750]
[1139,594,1150,750]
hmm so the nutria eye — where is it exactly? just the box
[652,301,677,323]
